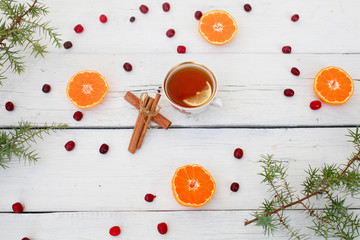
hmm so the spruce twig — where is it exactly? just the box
[245,127,360,240]
[0,0,61,84]
[0,121,67,169]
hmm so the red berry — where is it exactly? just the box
[139,5,149,14]
[63,41,73,49]
[5,101,14,111]
[282,46,292,54]
[177,45,186,54]
[12,202,23,213]
[42,84,51,93]
[74,24,84,33]
[109,226,121,236]
[291,14,299,22]
[230,182,240,192]
[284,88,295,97]
[144,194,156,202]
[130,16,136,22]
[234,148,243,159]
[310,100,322,110]
[65,141,75,151]
[99,14,108,23]
[157,222,168,234]
[194,11,202,20]
[123,62,133,72]
[166,29,175,38]
[73,111,83,121]
[22,238,30,240]
[99,144,109,154]
[291,67,300,76]
[162,2,170,12]
[244,4,252,12]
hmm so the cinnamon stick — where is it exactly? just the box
[137,93,161,149]
[124,91,171,129]
[128,96,150,154]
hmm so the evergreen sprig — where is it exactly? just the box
[245,127,360,240]
[0,0,61,84]
[0,121,67,169]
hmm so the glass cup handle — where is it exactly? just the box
[210,98,223,108]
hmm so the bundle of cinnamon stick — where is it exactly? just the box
[124,91,171,154]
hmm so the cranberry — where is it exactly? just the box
[162,2,170,12]
[22,238,30,240]
[65,141,75,151]
[291,67,300,76]
[230,182,240,192]
[73,111,83,121]
[157,222,168,234]
[74,24,84,33]
[291,14,299,22]
[310,100,322,110]
[99,14,108,23]
[109,226,121,236]
[177,45,186,54]
[5,101,14,111]
[166,29,175,38]
[244,4,252,12]
[123,62,133,72]
[234,148,243,159]
[99,144,109,154]
[282,46,292,54]
[144,194,156,202]
[194,11,202,20]
[139,4,149,14]
[284,88,295,97]
[130,16,136,22]
[12,202,23,213]
[42,84,51,93]
[63,41,73,49]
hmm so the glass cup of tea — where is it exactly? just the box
[163,62,222,114]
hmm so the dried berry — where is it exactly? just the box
[282,46,292,54]
[230,182,240,192]
[73,111,83,121]
[63,41,73,49]
[234,148,243,159]
[194,11,202,20]
[74,24,84,33]
[144,194,156,202]
[12,202,23,213]
[109,226,121,236]
[99,144,109,154]
[310,100,322,110]
[42,84,51,93]
[162,2,170,12]
[5,101,14,111]
[130,16,136,22]
[284,89,295,97]
[291,14,299,22]
[244,4,252,12]
[166,29,175,38]
[100,14,108,23]
[157,222,168,234]
[177,45,186,54]
[123,62,133,72]
[139,5,149,14]
[65,141,75,151]
[291,67,300,76]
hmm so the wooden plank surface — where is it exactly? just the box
[1,210,356,240]
[1,53,359,127]
[0,128,357,212]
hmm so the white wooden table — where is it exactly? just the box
[1,0,360,239]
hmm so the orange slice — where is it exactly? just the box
[66,70,109,109]
[172,164,216,208]
[198,10,237,45]
[314,66,354,105]
[183,81,212,107]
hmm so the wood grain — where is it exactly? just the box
[1,53,359,127]
[0,128,357,212]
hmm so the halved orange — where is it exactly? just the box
[172,164,216,208]
[66,70,109,109]
[198,10,237,45]
[314,66,354,105]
